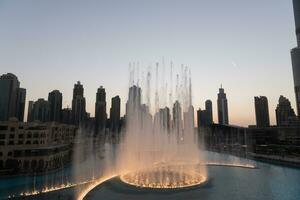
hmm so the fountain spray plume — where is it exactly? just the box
[118,60,207,189]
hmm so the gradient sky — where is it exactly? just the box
[0,0,297,126]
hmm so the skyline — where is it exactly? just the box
[0,0,297,126]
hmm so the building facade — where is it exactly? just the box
[72,81,86,125]
[254,96,270,127]
[217,87,229,125]
[110,95,121,132]
[0,73,26,122]
[95,86,107,134]
[275,96,296,126]
[48,90,62,122]
[0,119,77,175]
[291,0,300,116]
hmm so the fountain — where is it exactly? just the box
[115,62,207,190]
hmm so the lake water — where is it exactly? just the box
[1,152,300,200]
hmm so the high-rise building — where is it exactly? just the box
[275,96,296,126]
[15,88,26,122]
[254,96,270,127]
[27,101,34,122]
[159,107,171,132]
[197,109,207,127]
[291,0,300,116]
[217,86,229,125]
[48,90,62,122]
[126,85,142,119]
[72,81,86,125]
[110,95,120,132]
[31,98,50,122]
[95,86,107,134]
[0,73,26,121]
[197,100,213,127]
[173,101,183,138]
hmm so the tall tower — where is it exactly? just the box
[217,86,229,125]
[254,96,270,127]
[205,100,213,124]
[72,81,86,125]
[0,73,26,121]
[291,0,300,116]
[110,96,121,132]
[48,90,62,122]
[95,86,107,134]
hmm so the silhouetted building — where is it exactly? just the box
[61,108,72,124]
[275,96,296,126]
[254,96,270,127]
[16,88,26,122]
[110,96,120,132]
[198,100,213,127]
[48,90,62,122]
[173,101,183,138]
[27,101,34,122]
[31,99,50,122]
[95,86,107,134]
[0,73,26,121]
[159,107,171,132]
[205,100,213,124]
[126,85,142,115]
[291,0,300,116]
[197,109,208,127]
[217,86,229,125]
[72,81,86,125]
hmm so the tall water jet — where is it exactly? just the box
[118,61,207,189]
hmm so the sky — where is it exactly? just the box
[0,0,297,126]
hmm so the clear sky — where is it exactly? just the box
[0,0,297,126]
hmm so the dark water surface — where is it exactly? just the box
[1,152,300,200]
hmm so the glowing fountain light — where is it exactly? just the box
[120,164,207,189]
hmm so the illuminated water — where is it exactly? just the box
[1,152,300,200]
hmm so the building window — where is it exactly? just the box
[26,141,31,144]
[8,141,14,145]
[9,134,14,139]
[33,140,38,144]
[33,133,39,138]
[10,127,15,132]
[0,141,4,145]
[27,133,32,138]
[18,141,23,145]
[0,134,5,139]
[7,152,12,156]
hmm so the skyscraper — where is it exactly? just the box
[197,109,207,127]
[205,100,213,124]
[126,85,142,117]
[110,95,121,132]
[275,95,296,126]
[0,73,26,121]
[48,90,62,122]
[217,86,229,125]
[31,98,50,122]
[27,101,34,122]
[72,81,86,125]
[15,88,26,122]
[254,96,270,127]
[291,0,300,116]
[197,100,213,127]
[95,86,107,134]
[173,101,183,139]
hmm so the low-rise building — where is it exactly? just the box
[0,118,77,175]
